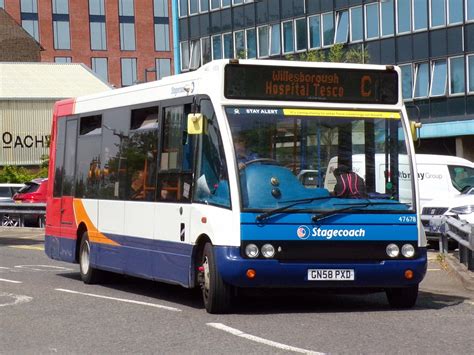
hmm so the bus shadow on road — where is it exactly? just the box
[57,272,469,314]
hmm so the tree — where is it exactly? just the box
[286,43,369,64]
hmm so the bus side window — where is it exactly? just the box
[125,106,159,201]
[157,104,193,202]
[193,99,230,208]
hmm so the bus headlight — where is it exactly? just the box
[245,244,259,258]
[401,244,415,258]
[386,243,399,258]
[261,244,275,258]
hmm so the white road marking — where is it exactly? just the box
[9,245,44,251]
[14,265,74,272]
[207,323,324,355]
[55,288,181,312]
[0,278,22,284]
[0,292,32,307]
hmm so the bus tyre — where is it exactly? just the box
[79,232,102,284]
[201,242,232,314]
[386,284,419,309]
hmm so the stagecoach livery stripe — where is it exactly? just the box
[283,109,401,119]
[73,199,120,246]
[55,98,76,117]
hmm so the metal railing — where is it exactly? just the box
[0,202,46,228]
[432,216,474,271]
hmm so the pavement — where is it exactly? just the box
[444,251,474,292]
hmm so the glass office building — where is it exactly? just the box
[175,0,474,157]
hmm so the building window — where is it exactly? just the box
[154,0,170,51]
[189,0,198,15]
[234,30,245,58]
[430,59,447,96]
[400,64,413,100]
[350,7,363,42]
[365,3,380,39]
[0,0,4,8]
[180,41,189,71]
[322,12,334,47]
[233,0,243,5]
[55,57,72,63]
[212,34,223,59]
[334,10,349,44]
[201,37,211,64]
[430,0,446,28]
[381,0,395,37]
[468,0,474,21]
[257,26,270,58]
[119,0,136,51]
[222,0,231,7]
[223,32,233,58]
[270,24,280,55]
[89,0,107,50]
[308,15,321,49]
[468,55,474,93]
[448,0,463,24]
[121,58,137,86]
[246,28,257,58]
[200,0,209,12]
[295,18,307,51]
[178,0,188,17]
[211,0,220,10]
[282,20,294,54]
[156,58,171,79]
[92,57,108,82]
[413,62,429,98]
[397,0,411,34]
[21,0,40,41]
[190,39,201,69]
[449,56,465,95]
[52,0,71,50]
[413,0,428,31]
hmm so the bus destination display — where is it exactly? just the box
[224,64,399,105]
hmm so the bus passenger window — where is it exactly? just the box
[123,106,159,201]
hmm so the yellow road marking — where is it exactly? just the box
[427,268,441,271]
[9,245,44,251]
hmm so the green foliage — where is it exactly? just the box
[285,44,369,64]
[0,155,49,183]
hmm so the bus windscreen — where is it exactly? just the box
[224,64,399,105]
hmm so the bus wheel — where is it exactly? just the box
[200,242,232,314]
[386,285,419,309]
[79,232,102,284]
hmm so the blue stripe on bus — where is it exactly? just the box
[45,234,194,288]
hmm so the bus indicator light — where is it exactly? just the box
[404,270,414,280]
[246,269,256,279]
[201,217,207,224]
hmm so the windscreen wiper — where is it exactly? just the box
[311,201,400,223]
[256,196,333,222]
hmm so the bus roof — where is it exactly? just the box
[53,59,403,118]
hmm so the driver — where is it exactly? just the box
[234,134,259,169]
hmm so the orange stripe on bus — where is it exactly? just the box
[73,199,120,246]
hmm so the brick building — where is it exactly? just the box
[0,8,41,61]
[0,0,173,87]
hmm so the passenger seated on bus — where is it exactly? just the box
[333,165,367,199]
[130,170,145,200]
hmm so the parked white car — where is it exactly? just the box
[0,183,25,227]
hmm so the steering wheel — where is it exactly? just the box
[241,158,280,168]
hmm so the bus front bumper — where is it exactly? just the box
[214,246,427,288]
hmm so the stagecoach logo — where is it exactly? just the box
[296,225,311,240]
